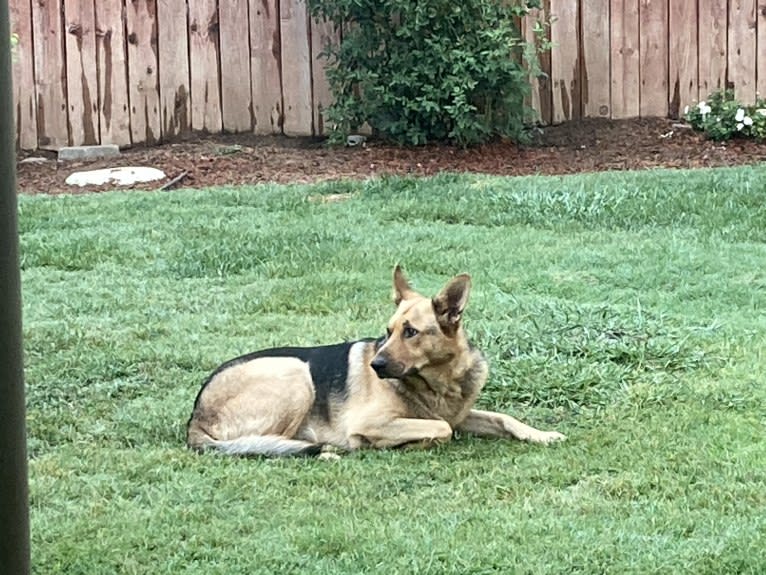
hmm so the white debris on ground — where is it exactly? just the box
[65,167,166,187]
[19,157,49,164]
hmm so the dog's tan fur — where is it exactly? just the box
[186,267,565,457]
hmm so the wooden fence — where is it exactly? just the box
[9,0,766,150]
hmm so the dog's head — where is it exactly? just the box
[370,265,471,380]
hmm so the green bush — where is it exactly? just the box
[684,90,766,141]
[309,0,547,147]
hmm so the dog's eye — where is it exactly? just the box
[403,326,419,339]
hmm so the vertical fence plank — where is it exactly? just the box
[219,0,252,132]
[310,16,338,136]
[32,0,69,148]
[758,1,766,101]
[639,0,667,116]
[249,0,282,134]
[95,1,132,146]
[63,0,99,145]
[189,0,222,132]
[610,0,641,119]
[157,0,190,138]
[549,0,580,123]
[10,0,37,149]
[126,0,160,145]
[281,0,312,135]
[697,0,727,101]
[668,0,697,117]
[581,0,611,118]
[728,0,757,104]
[610,0,639,118]
[523,0,553,125]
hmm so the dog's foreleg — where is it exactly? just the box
[457,409,565,444]
[352,418,453,449]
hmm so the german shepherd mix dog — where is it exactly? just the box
[187,267,565,457]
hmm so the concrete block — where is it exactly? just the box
[58,145,121,161]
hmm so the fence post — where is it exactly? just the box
[0,0,31,573]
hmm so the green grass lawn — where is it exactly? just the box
[20,167,766,574]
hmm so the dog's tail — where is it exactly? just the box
[188,426,323,457]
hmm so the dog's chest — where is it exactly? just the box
[394,356,487,424]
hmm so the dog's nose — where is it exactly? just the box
[370,356,387,376]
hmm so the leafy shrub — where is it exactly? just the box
[308,0,547,147]
[684,90,766,141]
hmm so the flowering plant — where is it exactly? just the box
[685,90,766,141]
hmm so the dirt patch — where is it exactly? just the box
[16,117,766,195]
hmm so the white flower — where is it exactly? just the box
[684,105,689,115]
[735,108,745,122]
[698,101,706,109]
[743,116,753,126]
[757,109,766,117]
[736,122,744,131]
[699,103,712,116]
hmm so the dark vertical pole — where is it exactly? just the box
[0,0,31,573]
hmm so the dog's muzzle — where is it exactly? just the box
[370,356,410,379]
[370,356,390,378]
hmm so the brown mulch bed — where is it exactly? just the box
[16,117,766,195]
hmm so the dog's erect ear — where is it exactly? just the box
[392,265,416,305]
[432,274,471,333]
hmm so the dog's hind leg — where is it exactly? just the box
[187,357,321,457]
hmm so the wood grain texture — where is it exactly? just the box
[581,0,610,117]
[550,0,580,123]
[310,16,338,135]
[697,0,727,99]
[10,0,37,149]
[522,0,552,125]
[32,0,70,148]
[249,0,282,134]
[639,0,668,117]
[281,0,313,135]
[219,0,252,132]
[126,0,161,145]
[668,0,697,117]
[189,0,223,132]
[95,0,132,146]
[64,0,99,145]
[610,0,639,118]
[728,0,757,104]
[157,0,190,138]
[758,1,766,100]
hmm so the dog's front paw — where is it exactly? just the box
[318,451,342,461]
[317,444,343,461]
[529,430,566,444]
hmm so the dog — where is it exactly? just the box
[186,266,565,457]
